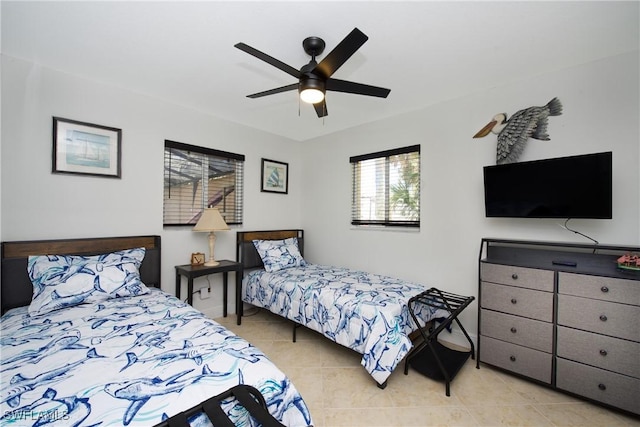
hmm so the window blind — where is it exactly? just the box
[350,145,420,227]
[163,140,244,226]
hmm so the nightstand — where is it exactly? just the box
[175,260,243,319]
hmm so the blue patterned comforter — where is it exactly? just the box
[242,264,449,385]
[0,288,312,426]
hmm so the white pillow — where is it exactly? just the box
[253,238,307,272]
[27,247,149,316]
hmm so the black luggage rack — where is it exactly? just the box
[153,384,286,427]
[404,288,475,396]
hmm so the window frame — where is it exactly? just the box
[163,140,245,227]
[350,144,421,228]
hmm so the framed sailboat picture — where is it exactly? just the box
[261,158,288,194]
[52,117,122,178]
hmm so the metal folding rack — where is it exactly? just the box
[404,288,475,396]
[153,384,286,427]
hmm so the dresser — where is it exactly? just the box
[478,238,640,416]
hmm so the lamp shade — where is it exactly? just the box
[193,208,230,232]
[193,209,229,267]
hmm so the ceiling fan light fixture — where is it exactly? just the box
[299,77,325,104]
[300,88,325,104]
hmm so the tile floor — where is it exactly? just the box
[215,309,640,427]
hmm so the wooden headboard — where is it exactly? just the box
[1,235,161,314]
[236,230,304,270]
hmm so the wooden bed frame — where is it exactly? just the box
[1,235,161,314]
[236,229,304,269]
[235,229,303,324]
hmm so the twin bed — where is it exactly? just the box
[0,229,462,426]
[0,235,312,427]
[236,230,451,388]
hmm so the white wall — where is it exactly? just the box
[301,51,640,338]
[1,55,303,317]
[0,2,3,251]
[2,50,638,331]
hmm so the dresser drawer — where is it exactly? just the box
[556,358,640,415]
[559,273,640,306]
[480,336,552,384]
[557,326,640,378]
[558,294,640,342]
[481,282,553,321]
[481,263,554,292]
[481,309,552,352]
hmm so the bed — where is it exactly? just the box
[236,230,450,388]
[1,235,313,427]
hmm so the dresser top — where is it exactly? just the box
[481,238,640,281]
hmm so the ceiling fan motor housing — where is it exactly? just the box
[299,61,326,95]
[298,77,325,93]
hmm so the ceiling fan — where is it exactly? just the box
[234,28,391,118]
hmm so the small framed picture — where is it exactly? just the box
[261,158,288,194]
[52,117,122,178]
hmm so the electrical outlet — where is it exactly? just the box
[200,287,210,299]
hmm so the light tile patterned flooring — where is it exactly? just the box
[215,309,640,427]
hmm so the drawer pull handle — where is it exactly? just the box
[511,298,517,304]
[509,355,516,362]
[599,315,608,322]
[510,327,517,334]
[511,274,518,280]
[598,383,606,391]
[599,349,608,356]
[600,286,609,293]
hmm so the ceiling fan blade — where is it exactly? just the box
[313,28,368,78]
[247,83,298,99]
[313,100,328,118]
[326,78,390,98]
[235,42,301,79]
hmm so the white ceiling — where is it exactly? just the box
[2,1,638,142]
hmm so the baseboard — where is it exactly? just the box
[436,327,478,352]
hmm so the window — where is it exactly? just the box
[350,145,420,227]
[164,140,244,226]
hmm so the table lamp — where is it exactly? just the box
[193,208,230,266]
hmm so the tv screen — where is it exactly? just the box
[483,152,612,219]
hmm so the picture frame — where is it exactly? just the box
[261,158,288,194]
[52,117,122,178]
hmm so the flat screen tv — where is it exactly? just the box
[483,152,612,219]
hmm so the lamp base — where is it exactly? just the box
[205,232,219,267]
